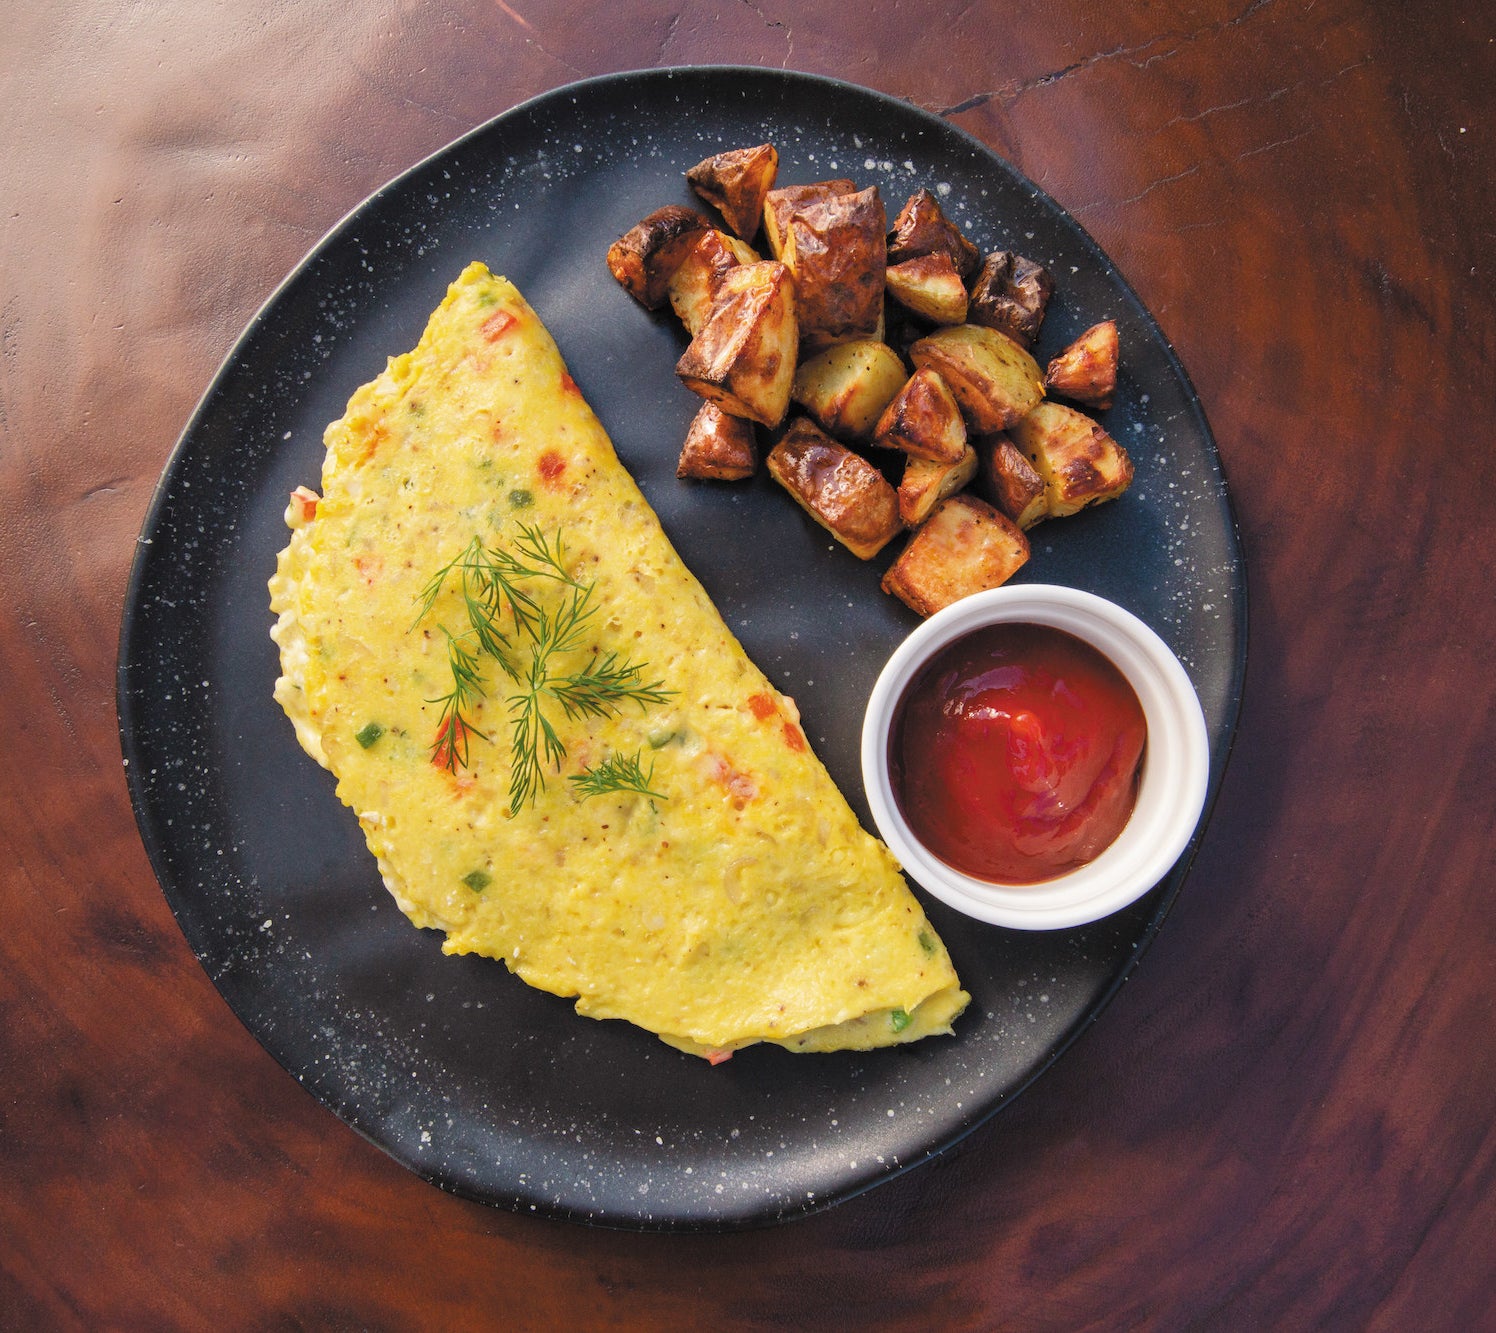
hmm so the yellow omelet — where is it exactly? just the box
[269,261,967,1058]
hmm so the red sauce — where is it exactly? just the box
[889,622,1146,884]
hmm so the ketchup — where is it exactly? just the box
[889,623,1146,884]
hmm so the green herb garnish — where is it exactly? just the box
[917,928,936,958]
[413,524,672,815]
[508,488,533,509]
[354,721,385,749]
[889,1008,912,1034]
[462,869,491,893]
[569,750,666,805]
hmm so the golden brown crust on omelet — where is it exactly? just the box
[269,262,967,1056]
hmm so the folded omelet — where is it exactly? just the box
[269,261,967,1058]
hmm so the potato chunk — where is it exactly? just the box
[767,417,901,559]
[968,251,1054,347]
[974,432,1046,529]
[606,205,712,309]
[881,495,1031,616]
[667,229,760,337]
[885,253,969,325]
[761,179,856,259]
[676,261,798,428]
[779,186,887,349]
[887,188,980,279]
[676,402,759,481]
[909,324,1044,432]
[1008,401,1134,517]
[686,143,780,241]
[1045,320,1119,410]
[873,367,967,464]
[898,446,978,528]
[791,339,908,442]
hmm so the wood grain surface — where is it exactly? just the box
[4,0,1493,1327]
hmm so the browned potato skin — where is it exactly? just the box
[873,367,968,464]
[676,261,798,428]
[606,205,713,309]
[881,494,1031,617]
[677,401,759,481]
[686,144,780,241]
[1045,320,1119,410]
[898,446,978,528]
[1008,401,1134,517]
[781,186,887,349]
[909,324,1044,432]
[974,432,1047,529]
[968,251,1055,347]
[791,339,908,442]
[667,229,760,337]
[766,417,902,559]
[761,179,856,259]
[887,188,980,279]
[885,253,969,325]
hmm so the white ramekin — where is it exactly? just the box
[862,585,1211,930]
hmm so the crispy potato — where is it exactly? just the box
[885,253,969,325]
[881,494,1031,616]
[606,205,712,309]
[677,401,759,481]
[676,261,798,428]
[873,367,967,464]
[791,339,908,441]
[909,324,1044,432]
[1045,320,1119,409]
[898,446,978,528]
[887,188,980,279]
[686,143,780,241]
[974,432,1046,529]
[968,251,1054,347]
[761,179,856,259]
[767,417,902,559]
[779,186,887,348]
[667,229,761,337]
[1008,401,1134,517]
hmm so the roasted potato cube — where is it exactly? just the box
[1008,401,1134,517]
[881,494,1031,617]
[676,401,759,481]
[884,253,969,325]
[667,229,760,337]
[686,143,780,241]
[779,186,886,348]
[606,205,712,309]
[1045,320,1119,409]
[761,178,856,259]
[974,432,1046,529]
[676,261,798,428]
[898,446,978,528]
[791,339,908,441]
[968,251,1055,347]
[909,324,1044,432]
[766,417,901,559]
[873,367,967,464]
[887,188,980,279]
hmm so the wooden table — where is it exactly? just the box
[6,1,1492,1326]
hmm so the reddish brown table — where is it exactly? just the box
[5,2,1493,1326]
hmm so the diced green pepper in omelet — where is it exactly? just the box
[268,261,967,1059]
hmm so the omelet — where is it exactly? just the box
[269,262,967,1058]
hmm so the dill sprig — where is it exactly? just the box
[412,524,673,810]
[428,627,490,772]
[569,750,666,804]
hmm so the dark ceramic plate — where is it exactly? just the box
[118,68,1245,1230]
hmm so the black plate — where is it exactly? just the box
[118,68,1245,1230]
